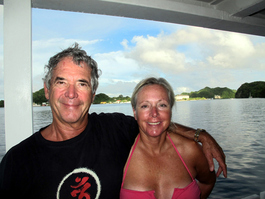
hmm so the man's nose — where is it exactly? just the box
[65,84,78,99]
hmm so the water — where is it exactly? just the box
[1,98,265,198]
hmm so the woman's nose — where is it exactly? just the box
[151,106,158,117]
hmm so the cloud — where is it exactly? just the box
[93,26,265,95]
[0,6,3,99]
[0,70,3,100]
[205,31,255,68]
[94,51,139,81]
[125,33,188,74]
[33,38,99,50]
[176,87,191,94]
[1,8,264,101]
[96,80,137,97]
[124,27,265,71]
[32,38,102,92]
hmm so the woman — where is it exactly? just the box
[120,77,216,199]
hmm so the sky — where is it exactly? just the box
[0,6,265,100]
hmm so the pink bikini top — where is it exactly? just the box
[120,134,201,199]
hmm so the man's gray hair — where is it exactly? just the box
[43,43,101,94]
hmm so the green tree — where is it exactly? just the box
[181,92,190,95]
[198,90,214,98]
[221,90,231,99]
[235,81,265,98]
[124,96,131,101]
[93,93,111,104]
[189,91,198,98]
[33,88,47,105]
[188,87,235,99]
[0,100,4,107]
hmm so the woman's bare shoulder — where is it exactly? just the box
[168,132,197,146]
[168,132,204,158]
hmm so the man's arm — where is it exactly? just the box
[173,123,227,178]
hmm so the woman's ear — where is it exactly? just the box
[133,108,137,120]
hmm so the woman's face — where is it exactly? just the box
[133,84,171,137]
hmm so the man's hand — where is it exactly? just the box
[199,131,227,178]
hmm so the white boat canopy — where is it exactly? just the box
[2,0,265,151]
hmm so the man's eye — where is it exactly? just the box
[57,81,65,85]
[78,82,90,88]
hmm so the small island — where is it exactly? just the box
[0,81,264,107]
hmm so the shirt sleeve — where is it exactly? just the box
[89,112,139,149]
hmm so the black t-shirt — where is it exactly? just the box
[0,112,138,199]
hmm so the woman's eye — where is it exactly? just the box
[141,105,148,109]
[158,102,169,108]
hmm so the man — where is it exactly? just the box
[0,43,226,198]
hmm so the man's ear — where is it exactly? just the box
[44,83,50,100]
[92,93,96,102]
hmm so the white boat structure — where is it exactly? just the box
[2,1,265,198]
[2,0,265,151]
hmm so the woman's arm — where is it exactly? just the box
[173,123,227,178]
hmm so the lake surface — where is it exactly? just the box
[0,98,265,198]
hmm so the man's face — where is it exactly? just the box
[44,57,95,126]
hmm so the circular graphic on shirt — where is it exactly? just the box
[57,168,101,199]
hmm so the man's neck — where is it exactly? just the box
[41,118,88,142]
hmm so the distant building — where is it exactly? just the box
[214,95,221,99]
[114,100,121,104]
[175,95,189,100]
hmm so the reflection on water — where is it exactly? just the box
[0,108,5,161]
[33,106,53,132]
[172,99,265,198]
[0,99,265,198]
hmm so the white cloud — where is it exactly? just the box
[96,80,137,97]
[94,51,139,81]
[0,6,3,99]
[2,9,265,99]
[32,38,102,92]
[126,27,263,71]
[92,26,265,95]
[176,87,191,94]
[22,27,265,98]
[121,39,129,50]
[126,34,187,74]
[206,31,255,68]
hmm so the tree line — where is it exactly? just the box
[235,81,265,98]
[0,81,264,107]
[182,86,236,99]
[93,93,131,104]
[31,89,131,105]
